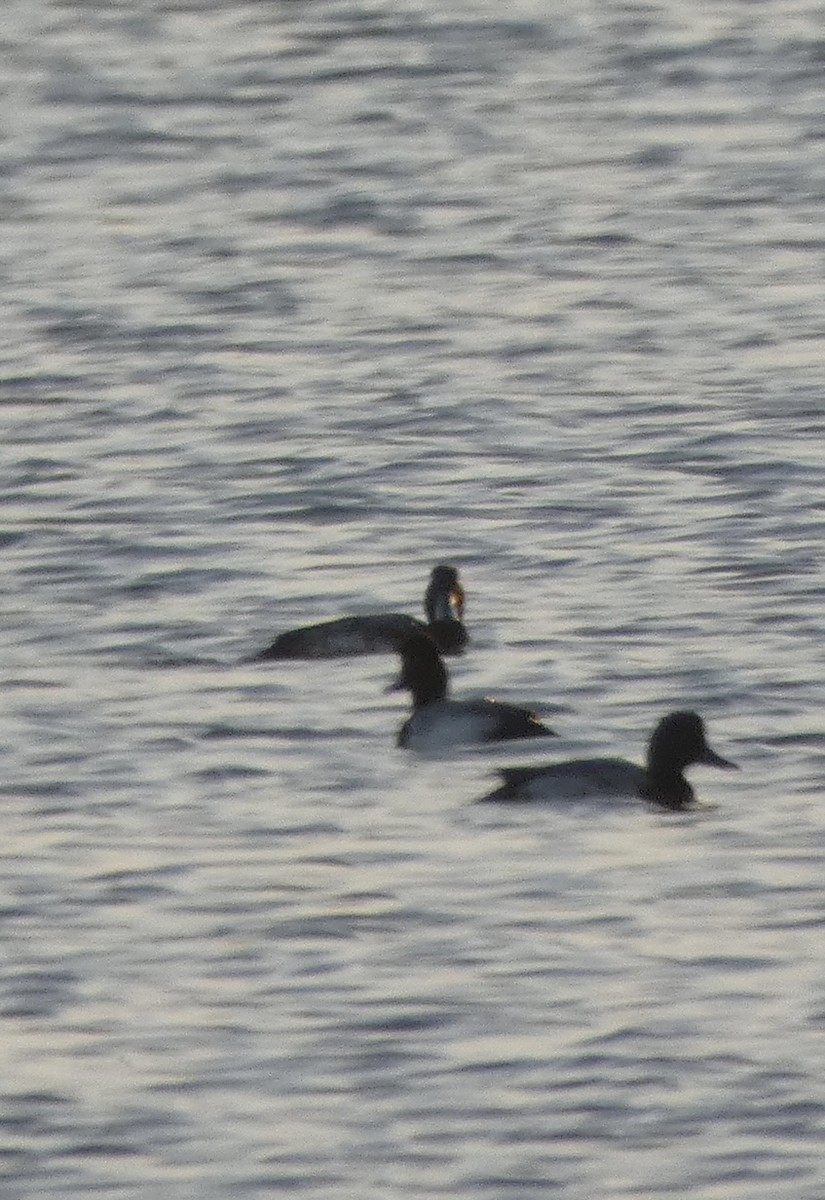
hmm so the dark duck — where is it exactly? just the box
[392,631,555,752]
[254,564,468,661]
[479,710,738,808]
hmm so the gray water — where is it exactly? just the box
[2,1,825,1196]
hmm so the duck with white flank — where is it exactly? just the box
[479,710,738,808]
[254,564,468,660]
[392,631,555,751]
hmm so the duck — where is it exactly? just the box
[478,710,738,808]
[392,631,555,751]
[253,564,468,660]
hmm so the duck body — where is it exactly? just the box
[399,696,554,751]
[393,631,554,752]
[480,711,737,808]
[256,613,428,660]
[254,565,467,661]
[481,757,648,803]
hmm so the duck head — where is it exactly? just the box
[387,632,449,707]
[644,710,738,808]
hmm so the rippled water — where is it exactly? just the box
[3,0,825,1196]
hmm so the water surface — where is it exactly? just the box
[2,1,825,1196]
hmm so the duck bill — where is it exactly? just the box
[450,584,465,622]
[700,746,739,771]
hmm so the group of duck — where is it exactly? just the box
[252,564,739,809]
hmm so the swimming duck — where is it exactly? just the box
[254,564,468,660]
[478,710,738,808]
[392,631,555,751]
